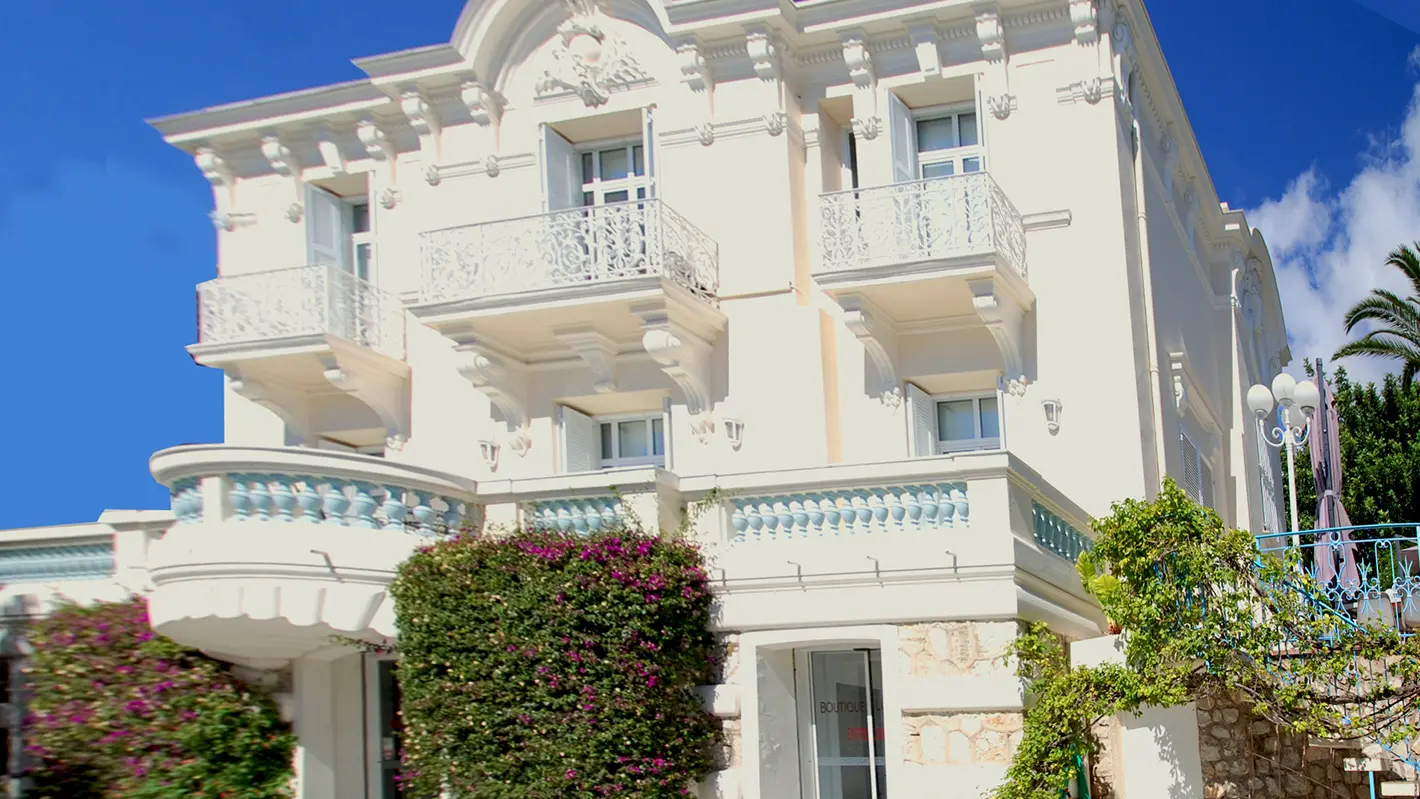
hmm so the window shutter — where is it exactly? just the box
[641,105,658,198]
[306,185,349,270]
[558,404,601,473]
[661,396,673,471]
[886,92,918,185]
[1179,433,1201,504]
[539,124,581,212]
[1200,457,1215,510]
[905,382,935,458]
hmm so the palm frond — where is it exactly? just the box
[1386,243,1420,295]
[1341,292,1420,335]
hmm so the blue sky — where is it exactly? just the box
[0,0,1417,528]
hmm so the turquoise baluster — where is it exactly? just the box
[571,502,589,535]
[746,501,764,539]
[350,482,380,528]
[186,480,205,523]
[952,485,969,527]
[441,499,464,535]
[937,487,955,528]
[584,500,602,533]
[269,477,296,522]
[323,480,351,526]
[248,476,272,521]
[869,489,889,534]
[169,482,189,523]
[805,494,824,537]
[731,504,748,542]
[854,490,873,533]
[296,477,322,523]
[904,486,922,530]
[601,501,619,530]
[889,488,907,531]
[776,499,794,540]
[556,502,574,532]
[410,492,437,533]
[762,501,781,541]
[919,486,939,529]
[381,486,408,531]
[228,474,251,521]
[822,492,842,535]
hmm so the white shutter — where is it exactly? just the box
[887,92,918,185]
[1200,457,1215,510]
[905,382,935,458]
[540,124,581,212]
[306,185,349,270]
[1179,434,1201,504]
[661,396,673,471]
[641,106,658,198]
[558,404,601,473]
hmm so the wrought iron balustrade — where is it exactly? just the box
[419,199,719,306]
[195,265,406,360]
[1257,523,1420,636]
[819,172,1027,278]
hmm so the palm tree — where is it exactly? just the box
[1333,242,1420,387]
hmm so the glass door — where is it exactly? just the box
[366,657,403,799]
[805,649,887,799]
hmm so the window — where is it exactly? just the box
[905,384,1002,457]
[599,415,665,468]
[800,648,887,799]
[580,142,648,206]
[316,438,385,458]
[1180,432,1216,510]
[558,403,671,473]
[351,200,374,282]
[364,656,402,799]
[540,109,657,213]
[306,185,375,283]
[915,110,982,179]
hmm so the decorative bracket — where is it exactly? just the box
[226,370,312,444]
[357,118,394,162]
[677,40,715,146]
[401,86,442,175]
[839,294,901,409]
[974,5,1015,120]
[319,354,411,451]
[1070,0,1099,45]
[633,302,715,421]
[535,2,650,106]
[907,23,942,81]
[746,27,787,137]
[1169,351,1190,412]
[451,340,532,456]
[461,75,504,129]
[842,32,880,140]
[1160,124,1180,197]
[195,147,255,231]
[554,326,619,394]
[313,126,346,175]
[967,276,1028,378]
[260,133,304,223]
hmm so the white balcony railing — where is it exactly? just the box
[195,265,406,360]
[419,199,719,306]
[819,172,1027,278]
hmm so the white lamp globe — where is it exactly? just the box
[1270,372,1298,407]
[1246,384,1275,418]
[1293,379,1320,415]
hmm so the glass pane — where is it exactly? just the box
[916,117,956,152]
[959,112,979,146]
[604,190,629,204]
[581,152,595,183]
[351,203,371,233]
[582,192,595,207]
[377,660,403,799]
[632,145,645,176]
[600,423,614,461]
[810,651,878,799]
[652,417,664,456]
[618,420,649,459]
[867,651,886,799]
[921,161,955,179]
[979,397,1000,439]
[937,400,978,442]
[355,243,373,282]
[962,157,983,174]
[599,147,630,181]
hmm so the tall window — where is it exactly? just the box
[351,200,374,282]
[803,649,887,799]
[366,657,402,799]
[915,110,982,178]
[598,414,665,468]
[580,142,647,206]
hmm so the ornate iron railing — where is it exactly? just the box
[819,172,1027,278]
[1257,523,1420,637]
[195,265,406,360]
[419,199,720,306]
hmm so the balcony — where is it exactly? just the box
[411,200,726,450]
[189,265,411,447]
[148,445,479,667]
[816,173,1035,389]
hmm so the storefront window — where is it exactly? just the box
[807,649,886,799]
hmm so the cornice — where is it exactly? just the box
[148,80,393,147]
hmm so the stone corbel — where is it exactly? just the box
[319,355,411,451]
[1070,0,1099,45]
[974,5,1015,120]
[452,342,532,456]
[1169,352,1190,411]
[1160,125,1180,197]
[400,86,442,185]
[357,118,401,209]
[634,303,715,438]
[195,147,255,232]
[461,75,506,176]
[841,32,880,140]
[746,27,787,137]
[226,371,313,444]
[313,126,346,175]
[260,133,305,223]
[907,23,942,81]
[677,40,715,146]
[839,294,901,409]
[554,326,619,394]
[966,276,1028,378]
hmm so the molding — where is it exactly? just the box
[433,151,537,181]
[319,353,411,451]
[313,126,345,175]
[1070,0,1099,45]
[554,325,620,394]
[746,26,787,137]
[677,40,716,146]
[841,31,879,141]
[966,276,1027,377]
[451,340,532,457]
[226,371,312,444]
[260,134,304,223]
[907,23,942,81]
[633,300,715,424]
[838,294,901,409]
[1021,210,1073,231]
[534,3,651,107]
[1056,75,1114,105]
[660,115,805,149]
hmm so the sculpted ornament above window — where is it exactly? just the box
[535,0,650,107]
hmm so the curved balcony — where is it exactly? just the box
[149,445,479,667]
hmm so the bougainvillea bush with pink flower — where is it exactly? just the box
[22,598,294,799]
[391,527,720,798]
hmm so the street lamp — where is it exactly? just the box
[1247,373,1319,547]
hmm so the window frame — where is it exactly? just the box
[347,196,375,284]
[363,653,402,799]
[793,645,888,799]
[931,392,1002,454]
[596,411,666,469]
[912,102,985,180]
[578,135,648,207]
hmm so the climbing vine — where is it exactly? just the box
[996,480,1420,799]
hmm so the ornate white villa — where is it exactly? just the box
[0,0,1299,796]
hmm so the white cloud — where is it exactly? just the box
[1246,74,1420,386]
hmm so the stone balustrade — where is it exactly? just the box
[1031,502,1093,562]
[528,496,627,533]
[729,484,969,543]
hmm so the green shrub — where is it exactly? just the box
[22,598,294,799]
[391,527,720,798]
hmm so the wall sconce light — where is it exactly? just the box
[1041,399,1063,434]
[723,417,745,451]
[479,440,501,471]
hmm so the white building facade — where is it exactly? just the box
[6,0,1294,796]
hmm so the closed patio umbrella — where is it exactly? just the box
[1310,360,1360,591]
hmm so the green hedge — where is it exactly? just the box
[391,528,720,798]
[22,598,294,799]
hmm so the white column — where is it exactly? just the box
[293,659,337,799]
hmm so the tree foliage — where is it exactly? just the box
[389,527,720,798]
[23,598,295,799]
[996,481,1420,799]
[1332,242,1420,387]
